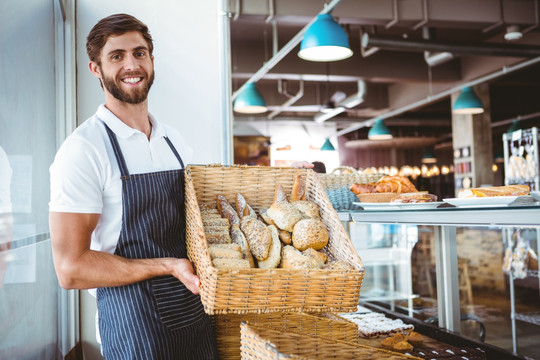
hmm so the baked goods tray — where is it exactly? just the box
[184,164,364,315]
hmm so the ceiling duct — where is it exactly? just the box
[422,27,454,67]
[268,79,304,120]
[314,80,366,123]
[361,33,540,58]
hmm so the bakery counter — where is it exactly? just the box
[338,204,540,337]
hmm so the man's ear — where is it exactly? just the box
[88,61,101,79]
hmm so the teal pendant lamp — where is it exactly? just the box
[507,119,521,133]
[368,118,392,140]
[298,14,353,62]
[321,138,336,151]
[422,148,437,164]
[453,86,484,114]
[233,83,268,114]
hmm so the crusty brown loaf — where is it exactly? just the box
[273,184,289,203]
[278,230,292,245]
[240,216,272,261]
[279,245,319,269]
[291,218,329,251]
[290,174,306,201]
[230,223,255,268]
[292,200,320,219]
[257,225,282,269]
[266,201,304,232]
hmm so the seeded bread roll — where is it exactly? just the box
[279,245,319,269]
[257,225,282,269]
[212,258,251,269]
[230,223,255,268]
[240,216,272,261]
[208,244,242,259]
[266,201,303,232]
[292,200,320,219]
[302,248,327,268]
[291,218,329,251]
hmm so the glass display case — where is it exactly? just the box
[339,203,540,359]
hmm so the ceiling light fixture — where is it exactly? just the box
[452,86,484,114]
[368,118,392,140]
[504,25,523,41]
[320,137,336,151]
[298,14,353,62]
[422,148,437,163]
[507,119,521,133]
[233,83,268,114]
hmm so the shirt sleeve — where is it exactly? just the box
[49,136,104,214]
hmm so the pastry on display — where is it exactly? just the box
[390,193,438,203]
[457,184,530,198]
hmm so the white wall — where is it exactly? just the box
[76,0,224,164]
[76,1,225,358]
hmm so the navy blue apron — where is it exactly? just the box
[97,123,218,359]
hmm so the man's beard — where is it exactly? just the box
[101,68,155,104]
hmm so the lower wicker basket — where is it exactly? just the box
[240,322,422,360]
[184,164,364,315]
[213,312,359,360]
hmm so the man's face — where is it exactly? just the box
[96,31,154,104]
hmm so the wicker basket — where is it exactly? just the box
[213,312,359,360]
[240,322,422,360]
[184,164,364,315]
[318,167,384,210]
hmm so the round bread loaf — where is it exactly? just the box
[292,219,329,251]
[302,248,327,268]
[266,201,303,232]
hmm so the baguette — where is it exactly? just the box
[230,223,255,267]
[290,174,306,201]
[257,225,282,269]
[240,216,272,261]
[212,258,251,269]
[208,244,242,259]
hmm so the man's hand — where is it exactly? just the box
[171,258,200,295]
[290,161,314,169]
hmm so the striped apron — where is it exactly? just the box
[97,124,218,359]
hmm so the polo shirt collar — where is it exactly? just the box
[96,104,166,140]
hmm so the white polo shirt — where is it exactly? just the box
[49,104,194,256]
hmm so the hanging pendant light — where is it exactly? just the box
[233,83,268,114]
[368,118,392,140]
[298,14,353,62]
[320,138,336,151]
[507,119,521,133]
[453,86,484,114]
[422,148,437,163]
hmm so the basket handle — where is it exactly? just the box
[330,166,357,174]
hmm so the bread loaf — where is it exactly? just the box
[279,245,319,269]
[273,184,289,203]
[266,201,303,232]
[217,194,240,226]
[290,174,306,201]
[291,218,329,251]
[259,208,276,226]
[208,243,242,259]
[212,258,251,269]
[230,223,255,267]
[302,248,327,268]
[205,228,232,244]
[458,184,530,198]
[257,225,282,269]
[292,200,320,219]
[240,216,272,261]
[278,230,292,245]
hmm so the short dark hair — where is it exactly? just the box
[311,161,327,173]
[86,13,153,65]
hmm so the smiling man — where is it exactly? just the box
[49,14,218,359]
